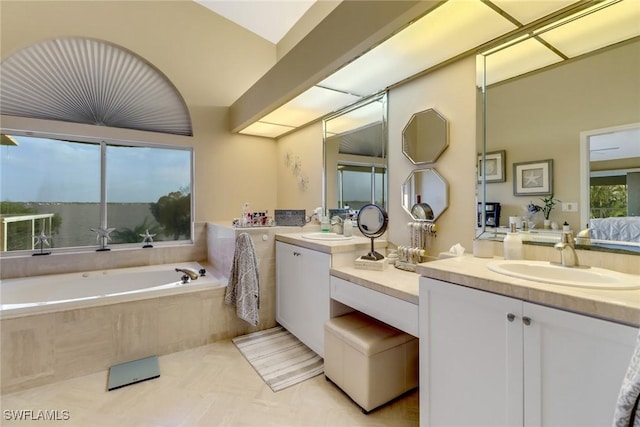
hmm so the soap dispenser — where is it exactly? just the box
[321,215,331,232]
[503,223,523,260]
[343,216,353,237]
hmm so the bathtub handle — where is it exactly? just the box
[199,268,206,277]
[181,274,190,284]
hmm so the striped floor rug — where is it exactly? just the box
[232,326,324,392]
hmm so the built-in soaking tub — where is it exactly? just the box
[0,262,223,317]
[0,261,259,394]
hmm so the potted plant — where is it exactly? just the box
[529,193,560,229]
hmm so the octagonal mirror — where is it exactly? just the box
[402,108,448,165]
[401,168,448,221]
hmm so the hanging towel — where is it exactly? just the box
[614,329,640,427]
[224,232,260,326]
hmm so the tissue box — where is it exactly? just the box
[355,257,387,271]
[438,252,459,260]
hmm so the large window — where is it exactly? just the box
[0,133,192,253]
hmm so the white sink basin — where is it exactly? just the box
[487,260,640,290]
[301,232,354,241]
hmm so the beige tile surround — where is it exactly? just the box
[0,223,281,394]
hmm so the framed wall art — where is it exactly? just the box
[513,159,553,196]
[477,150,506,183]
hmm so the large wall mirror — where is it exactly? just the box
[323,93,387,212]
[477,0,640,253]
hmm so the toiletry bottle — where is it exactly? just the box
[321,215,331,232]
[503,223,523,260]
[343,217,353,237]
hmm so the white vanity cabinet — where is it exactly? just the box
[419,277,638,427]
[275,241,331,357]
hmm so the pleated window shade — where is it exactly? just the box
[0,37,193,136]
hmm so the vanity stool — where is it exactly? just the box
[324,311,418,413]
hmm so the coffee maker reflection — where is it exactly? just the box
[477,202,501,227]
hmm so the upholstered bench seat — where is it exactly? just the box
[324,312,418,413]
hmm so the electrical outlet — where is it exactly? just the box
[562,202,578,212]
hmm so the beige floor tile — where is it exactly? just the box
[1,340,418,427]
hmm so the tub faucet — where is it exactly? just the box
[175,267,199,281]
[553,231,580,267]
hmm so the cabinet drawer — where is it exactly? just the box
[330,276,418,337]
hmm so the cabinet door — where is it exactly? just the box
[275,242,331,357]
[300,246,331,356]
[523,302,638,427]
[275,242,303,334]
[420,278,523,427]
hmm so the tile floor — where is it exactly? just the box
[0,340,418,426]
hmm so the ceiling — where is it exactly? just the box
[218,0,640,139]
[193,0,317,44]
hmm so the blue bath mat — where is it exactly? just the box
[107,355,160,391]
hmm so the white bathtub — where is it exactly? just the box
[0,261,225,317]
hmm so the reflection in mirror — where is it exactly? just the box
[323,93,387,212]
[411,203,434,221]
[402,108,448,165]
[478,0,640,253]
[580,123,640,244]
[402,168,448,221]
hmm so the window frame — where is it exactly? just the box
[0,128,195,257]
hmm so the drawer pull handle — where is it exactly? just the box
[523,316,532,326]
[293,252,301,256]
[507,313,516,322]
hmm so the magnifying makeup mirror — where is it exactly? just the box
[357,204,388,260]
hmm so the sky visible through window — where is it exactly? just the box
[1,136,191,203]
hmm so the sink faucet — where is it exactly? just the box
[175,267,199,281]
[554,231,580,267]
[331,216,344,234]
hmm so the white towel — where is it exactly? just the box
[614,329,640,427]
[224,233,259,326]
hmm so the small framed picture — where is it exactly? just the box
[477,150,506,183]
[513,159,553,196]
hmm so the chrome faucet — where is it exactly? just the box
[554,231,580,267]
[331,215,344,234]
[175,267,199,281]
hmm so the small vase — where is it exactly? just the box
[544,219,551,229]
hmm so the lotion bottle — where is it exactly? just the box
[503,223,523,260]
[343,217,353,237]
[321,215,331,232]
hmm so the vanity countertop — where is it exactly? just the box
[275,232,386,255]
[416,255,640,327]
[330,265,419,305]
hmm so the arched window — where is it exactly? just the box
[0,38,194,253]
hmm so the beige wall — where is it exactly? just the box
[485,40,640,229]
[275,122,324,214]
[277,56,478,256]
[388,56,478,256]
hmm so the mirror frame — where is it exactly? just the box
[402,108,449,165]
